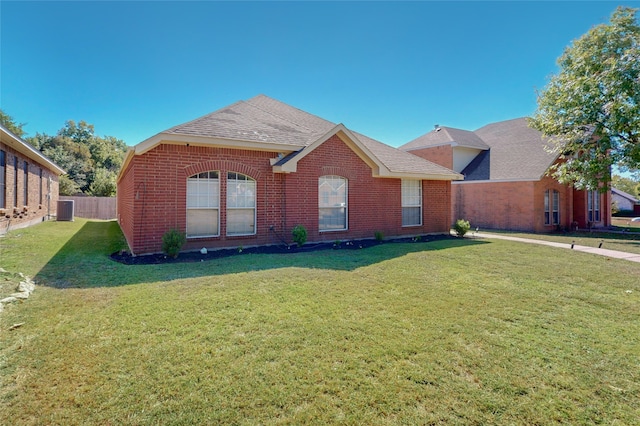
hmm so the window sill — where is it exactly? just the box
[187,235,220,239]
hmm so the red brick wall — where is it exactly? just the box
[118,136,453,254]
[406,146,453,169]
[452,181,537,231]
[1,143,60,233]
[282,135,450,242]
[452,177,588,233]
[533,177,574,232]
[116,157,136,250]
[572,187,611,229]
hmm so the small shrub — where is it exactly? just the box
[374,231,384,242]
[454,219,471,237]
[162,228,186,258]
[292,225,307,247]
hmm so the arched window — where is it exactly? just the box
[186,171,220,237]
[544,189,560,225]
[227,172,256,235]
[319,175,347,231]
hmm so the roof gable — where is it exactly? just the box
[401,126,489,151]
[612,187,638,203]
[402,117,558,181]
[123,95,462,181]
[474,118,556,180]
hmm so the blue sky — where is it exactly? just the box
[0,1,635,148]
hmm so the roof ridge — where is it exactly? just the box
[163,99,247,134]
[245,95,334,134]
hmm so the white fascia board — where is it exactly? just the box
[134,133,303,156]
[453,178,539,184]
[375,169,464,181]
[404,142,455,151]
[273,124,386,175]
[116,148,136,182]
[0,126,65,175]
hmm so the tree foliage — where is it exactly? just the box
[0,109,26,138]
[1,110,126,197]
[530,6,640,190]
[26,120,127,196]
[612,174,640,197]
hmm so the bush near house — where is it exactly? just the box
[454,219,471,237]
[161,228,186,258]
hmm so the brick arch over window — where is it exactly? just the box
[321,166,355,181]
[182,161,262,181]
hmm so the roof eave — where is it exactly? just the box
[0,126,66,175]
[376,169,464,180]
[135,132,304,156]
[272,124,386,175]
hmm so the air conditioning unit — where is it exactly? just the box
[57,200,75,221]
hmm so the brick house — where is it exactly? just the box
[1,123,64,234]
[400,118,612,232]
[117,95,462,255]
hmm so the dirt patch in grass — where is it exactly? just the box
[110,234,454,265]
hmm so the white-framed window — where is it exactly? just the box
[227,172,256,236]
[402,179,422,227]
[186,171,220,238]
[319,175,347,231]
[588,190,601,222]
[544,189,560,225]
[23,161,28,206]
[39,168,43,205]
[0,150,5,208]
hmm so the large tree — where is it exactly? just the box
[0,109,26,138]
[27,120,127,196]
[530,6,640,190]
[612,174,640,198]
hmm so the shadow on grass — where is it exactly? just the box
[34,221,489,288]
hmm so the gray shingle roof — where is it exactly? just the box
[401,126,490,151]
[353,131,461,178]
[141,95,460,180]
[400,117,557,181]
[163,95,334,147]
[612,187,639,203]
[474,117,556,180]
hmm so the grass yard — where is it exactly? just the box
[612,216,640,231]
[480,226,640,256]
[1,219,639,425]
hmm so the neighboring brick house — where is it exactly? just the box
[117,95,462,255]
[1,123,64,234]
[400,118,612,232]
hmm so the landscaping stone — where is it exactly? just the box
[0,270,36,315]
[17,280,35,294]
[10,292,30,299]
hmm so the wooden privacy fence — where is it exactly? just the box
[59,196,117,220]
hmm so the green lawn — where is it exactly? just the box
[481,226,640,255]
[612,216,640,230]
[1,219,639,424]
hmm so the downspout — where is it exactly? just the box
[47,176,52,220]
[282,172,287,241]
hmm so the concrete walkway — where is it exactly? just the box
[470,232,640,263]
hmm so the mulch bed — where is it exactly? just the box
[110,234,453,265]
